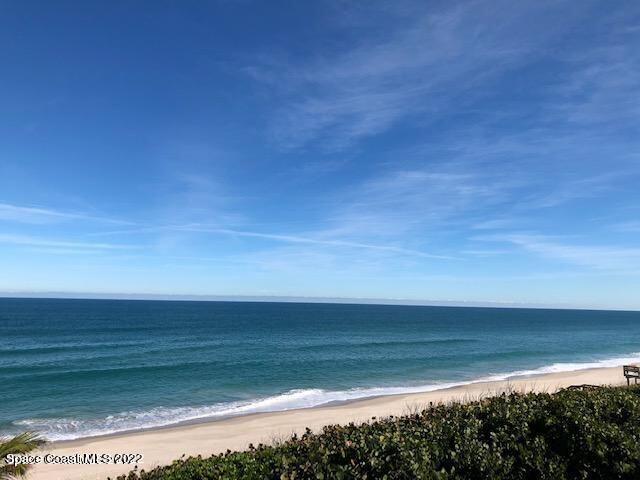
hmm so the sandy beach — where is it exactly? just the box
[26,365,629,480]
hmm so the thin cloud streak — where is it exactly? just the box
[0,203,132,225]
[184,226,455,260]
[87,223,454,260]
[479,233,640,271]
[0,234,139,250]
[612,221,640,232]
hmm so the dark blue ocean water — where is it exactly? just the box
[1,298,639,440]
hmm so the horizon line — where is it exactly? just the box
[0,291,637,313]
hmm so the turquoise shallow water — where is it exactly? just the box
[1,298,639,440]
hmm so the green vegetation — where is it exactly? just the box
[0,432,44,480]
[116,386,640,480]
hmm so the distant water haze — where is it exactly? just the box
[1,298,639,440]
[0,291,619,311]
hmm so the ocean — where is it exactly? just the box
[1,298,639,441]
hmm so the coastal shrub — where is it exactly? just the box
[115,386,640,480]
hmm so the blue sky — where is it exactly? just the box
[1,1,639,309]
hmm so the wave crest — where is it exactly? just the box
[14,352,640,441]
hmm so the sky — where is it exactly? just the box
[1,0,639,310]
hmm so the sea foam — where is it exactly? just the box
[15,351,640,441]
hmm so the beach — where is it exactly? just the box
[4,300,639,479]
[5,300,640,441]
[4,2,640,477]
[28,365,628,480]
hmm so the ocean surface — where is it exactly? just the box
[1,298,639,441]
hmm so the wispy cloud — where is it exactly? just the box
[0,203,131,225]
[322,165,519,240]
[0,234,139,251]
[94,223,453,260]
[250,0,586,149]
[236,0,640,263]
[180,225,454,260]
[517,170,639,210]
[480,233,640,271]
[553,34,640,128]
[612,221,640,233]
[147,161,248,228]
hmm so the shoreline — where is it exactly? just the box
[28,365,629,480]
[33,350,640,444]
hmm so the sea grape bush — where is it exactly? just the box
[115,386,640,480]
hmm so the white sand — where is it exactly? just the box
[27,365,628,480]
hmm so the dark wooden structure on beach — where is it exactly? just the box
[623,365,640,386]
